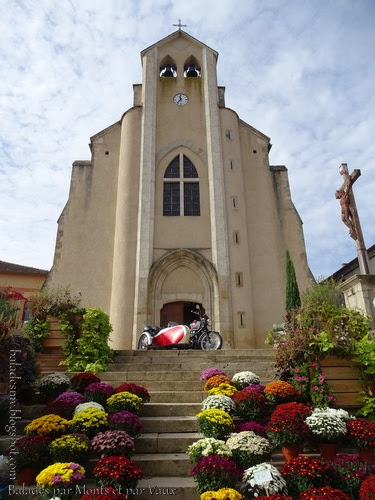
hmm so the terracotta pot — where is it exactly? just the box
[17,467,37,486]
[282,446,300,463]
[319,442,337,460]
[358,447,374,463]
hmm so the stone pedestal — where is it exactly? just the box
[337,274,375,328]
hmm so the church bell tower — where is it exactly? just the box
[47,30,312,349]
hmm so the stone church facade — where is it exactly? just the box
[47,30,312,349]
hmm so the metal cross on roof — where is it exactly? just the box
[173,19,187,29]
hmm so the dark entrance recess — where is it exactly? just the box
[160,301,204,327]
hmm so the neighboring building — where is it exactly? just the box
[331,244,375,283]
[46,30,312,349]
[0,260,48,325]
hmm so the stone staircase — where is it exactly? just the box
[101,349,277,499]
[1,348,277,499]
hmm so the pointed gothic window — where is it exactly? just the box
[163,154,200,216]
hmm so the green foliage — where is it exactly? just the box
[286,250,301,312]
[275,280,371,371]
[61,308,113,373]
[352,334,375,375]
[357,390,375,422]
[23,318,49,352]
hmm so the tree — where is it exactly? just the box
[286,250,301,312]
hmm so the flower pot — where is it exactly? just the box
[17,467,37,486]
[282,446,300,463]
[358,447,374,463]
[319,442,337,460]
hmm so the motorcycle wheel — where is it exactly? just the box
[138,333,151,350]
[199,331,222,350]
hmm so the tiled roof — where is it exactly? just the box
[0,260,49,275]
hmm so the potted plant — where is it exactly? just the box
[36,462,85,499]
[49,433,90,463]
[47,391,85,418]
[84,382,115,406]
[106,391,144,415]
[200,368,227,381]
[267,402,312,462]
[91,430,135,458]
[108,410,144,437]
[24,414,69,438]
[235,421,266,436]
[201,488,244,499]
[331,453,375,499]
[300,486,351,499]
[232,389,267,420]
[280,456,333,498]
[305,408,347,459]
[359,475,375,499]
[186,437,232,463]
[190,455,243,494]
[202,395,236,415]
[347,418,375,462]
[14,435,51,485]
[68,407,108,438]
[93,456,143,491]
[114,383,150,403]
[264,380,296,404]
[34,372,71,402]
[226,431,272,468]
[196,409,234,439]
[73,401,105,415]
[203,375,233,392]
[70,372,101,393]
[208,384,238,397]
[241,463,288,498]
[231,371,260,390]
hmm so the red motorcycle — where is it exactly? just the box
[137,305,222,350]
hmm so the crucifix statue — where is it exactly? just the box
[335,163,370,274]
[173,19,187,30]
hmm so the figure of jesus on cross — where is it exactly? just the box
[335,163,370,274]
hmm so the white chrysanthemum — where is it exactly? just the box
[226,431,271,455]
[242,462,287,497]
[186,437,232,461]
[312,407,354,422]
[73,401,105,415]
[231,371,260,389]
[306,412,347,441]
[202,395,236,414]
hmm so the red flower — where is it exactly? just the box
[300,486,351,499]
[347,419,375,449]
[359,475,375,499]
[115,383,150,402]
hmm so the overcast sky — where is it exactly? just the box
[1,0,374,280]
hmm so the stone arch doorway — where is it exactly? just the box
[148,249,218,328]
[160,301,203,328]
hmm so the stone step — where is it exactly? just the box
[142,416,198,433]
[137,477,199,500]
[15,415,198,435]
[101,371,275,382]
[103,363,276,373]
[146,391,205,403]
[141,403,201,417]
[136,432,201,453]
[134,453,191,477]
[113,349,275,357]
[0,432,200,455]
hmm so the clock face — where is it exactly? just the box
[173,93,188,106]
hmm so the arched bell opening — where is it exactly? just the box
[183,56,201,78]
[159,56,177,77]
